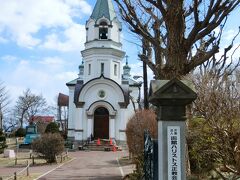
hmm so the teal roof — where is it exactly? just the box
[79,61,84,69]
[91,0,117,21]
[123,64,131,70]
[66,78,78,86]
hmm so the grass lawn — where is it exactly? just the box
[0,150,47,167]
[0,138,71,180]
[1,138,46,166]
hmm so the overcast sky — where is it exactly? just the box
[0,0,239,109]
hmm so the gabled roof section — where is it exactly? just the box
[74,75,130,108]
[29,116,54,123]
[90,0,117,21]
[66,78,78,86]
[122,77,142,87]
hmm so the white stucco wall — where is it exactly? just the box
[67,5,138,143]
[68,83,138,142]
[68,77,139,142]
[67,86,75,138]
[86,19,96,42]
[82,51,124,84]
[86,17,121,43]
[79,79,124,108]
[111,20,121,43]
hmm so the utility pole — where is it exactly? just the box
[142,39,149,109]
[0,103,2,130]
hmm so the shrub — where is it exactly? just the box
[125,110,157,178]
[0,142,7,154]
[126,109,157,157]
[61,131,68,140]
[45,122,59,133]
[0,129,4,136]
[15,128,26,137]
[64,140,73,149]
[0,136,6,142]
[0,130,7,154]
[36,121,48,134]
[128,154,144,180]
[32,133,65,163]
[235,138,240,173]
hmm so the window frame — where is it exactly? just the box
[88,64,91,75]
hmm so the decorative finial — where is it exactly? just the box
[125,55,129,65]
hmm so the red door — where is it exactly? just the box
[94,107,109,139]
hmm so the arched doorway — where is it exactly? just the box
[94,107,109,139]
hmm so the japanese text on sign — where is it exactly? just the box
[167,126,181,180]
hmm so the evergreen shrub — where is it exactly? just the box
[0,130,7,154]
[45,122,59,133]
[15,128,26,137]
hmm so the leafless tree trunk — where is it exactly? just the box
[141,38,150,109]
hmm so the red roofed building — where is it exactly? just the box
[29,116,55,134]
[29,116,54,123]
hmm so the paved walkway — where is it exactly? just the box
[0,150,134,180]
[37,151,134,180]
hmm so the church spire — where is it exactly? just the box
[91,0,117,21]
[78,61,84,80]
[82,0,125,84]
[123,55,131,79]
[85,0,122,46]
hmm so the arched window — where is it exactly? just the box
[88,64,91,75]
[114,64,117,76]
[101,63,104,75]
[99,21,108,40]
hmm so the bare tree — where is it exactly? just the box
[187,62,240,177]
[2,115,18,132]
[0,80,11,130]
[114,0,240,79]
[14,89,48,128]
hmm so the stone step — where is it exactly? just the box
[82,139,121,151]
[86,143,113,151]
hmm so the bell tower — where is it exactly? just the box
[81,0,125,84]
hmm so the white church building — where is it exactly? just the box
[66,0,140,144]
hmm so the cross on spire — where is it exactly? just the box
[125,55,129,65]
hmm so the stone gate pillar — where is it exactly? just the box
[149,79,197,180]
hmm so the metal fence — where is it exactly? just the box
[144,130,158,180]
